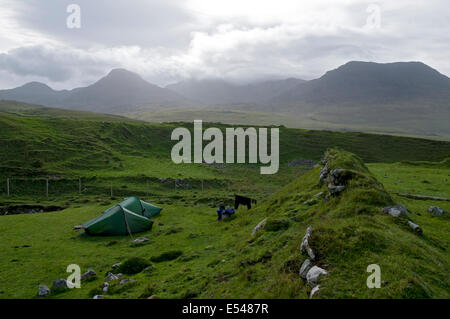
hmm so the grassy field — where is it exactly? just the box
[0,102,449,299]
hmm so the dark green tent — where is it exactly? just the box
[79,197,162,236]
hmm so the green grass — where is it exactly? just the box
[0,149,448,299]
[0,103,449,299]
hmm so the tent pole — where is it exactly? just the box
[7,178,10,197]
[79,178,81,195]
[46,178,49,197]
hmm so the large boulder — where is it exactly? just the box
[428,206,445,216]
[382,205,410,217]
[306,266,328,287]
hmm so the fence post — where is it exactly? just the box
[46,178,49,197]
[7,178,10,197]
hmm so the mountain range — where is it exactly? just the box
[0,61,449,136]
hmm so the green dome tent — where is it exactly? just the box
[78,197,162,236]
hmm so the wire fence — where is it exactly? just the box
[0,176,240,198]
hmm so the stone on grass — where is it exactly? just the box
[105,272,119,282]
[306,266,328,287]
[328,185,346,195]
[132,237,149,244]
[112,263,122,269]
[310,285,320,299]
[119,278,136,286]
[93,295,104,299]
[300,226,315,260]
[252,218,267,236]
[408,221,423,233]
[52,279,68,292]
[382,205,410,217]
[38,285,50,297]
[428,206,444,216]
[81,269,97,281]
[100,282,109,292]
[299,258,313,279]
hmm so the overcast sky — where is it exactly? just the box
[0,0,449,89]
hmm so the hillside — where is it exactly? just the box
[0,69,190,113]
[166,78,305,105]
[1,107,450,180]
[1,61,449,138]
[0,148,448,298]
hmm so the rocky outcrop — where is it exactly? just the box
[300,226,315,260]
[306,266,328,287]
[299,258,313,279]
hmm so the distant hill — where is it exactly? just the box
[0,69,190,113]
[166,78,305,105]
[1,61,449,137]
[271,61,450,109]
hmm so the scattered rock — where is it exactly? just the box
[93,295,104,299]
[81,269,97,281]
[299,258,313,279]
[306,266,328,287]
[428,206,444,216]
[252,218,267,236]
[112,263,122,269]
[100,282,109,292]
[408,221,423,233]
[205,245,214,250]
[310,285,320,299]
[52,279,68,292]
[148,295,159,299]
[105,272,119,282]
[119,278,136,286]
[313,192,324,198]
[328,185,346,195]
[319,166,329,184]
[303,198,318,205]
[382,205,410,217]
[132,237,149,244]
[38,285,50,297]
[300,226,315,260]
